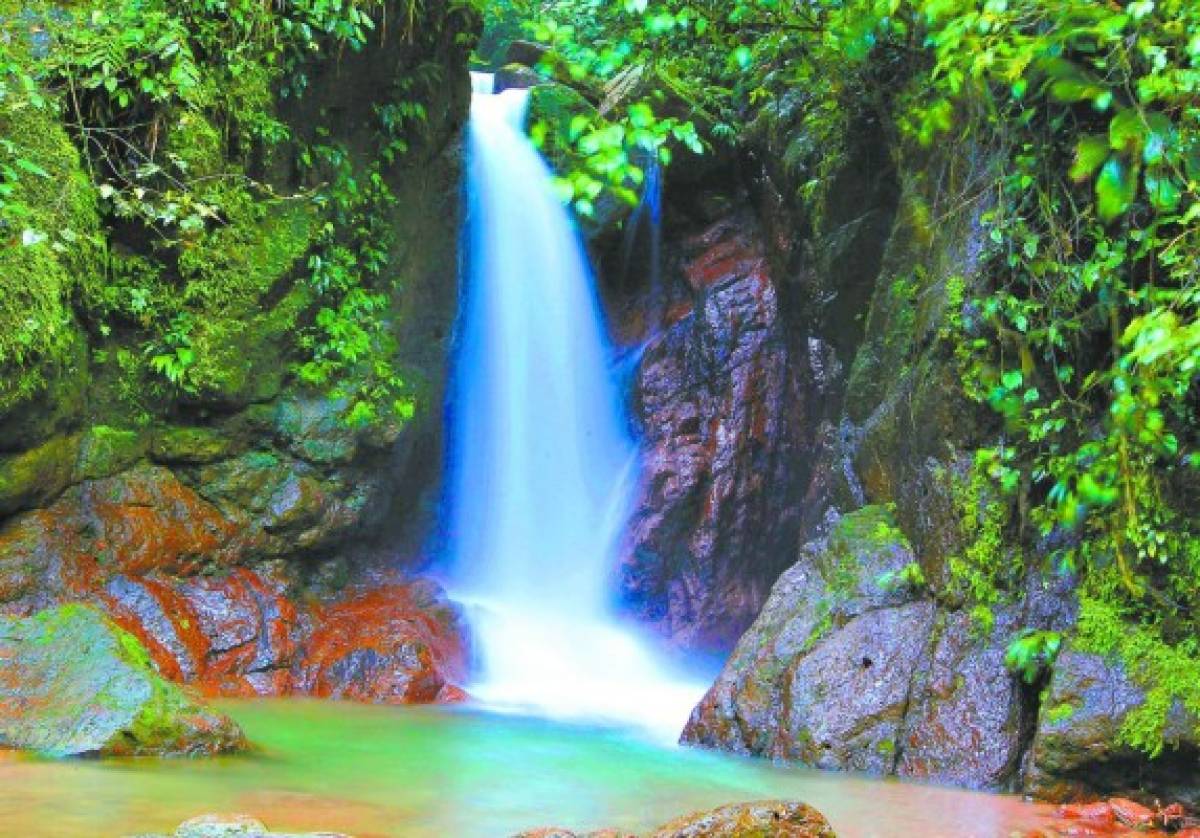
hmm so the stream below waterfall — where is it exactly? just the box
[0,699,1052,837]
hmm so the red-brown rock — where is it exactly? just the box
[621,213,831,653]
[1109,798,1156,829]
[297,582,468,704]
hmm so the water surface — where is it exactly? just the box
[0,699,1052,837]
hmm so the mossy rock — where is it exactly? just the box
[76,425,147,481]
[150,425,235,466]
[0,433,80,515]
[175,202,317,406]
[0,90,100,418]
[0,604,246,757]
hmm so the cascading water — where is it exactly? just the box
[444,73,704,739]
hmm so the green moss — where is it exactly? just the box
[845,274,922,422]
[1075,593,1200,757]
[173,202,317,403]
[150,425,234,464]
[0,433,80,515]
[76,425,146,480]
[0,92,101,414]
[943,456,1020,609]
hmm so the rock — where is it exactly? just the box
[496,63,543,92]
[0,433,79,516]
[621,214,815,652]
[131,812,350,837]
[898,607,1027,788]
[150,426,235,465]
[512,830,633,838]
[0,604,245,757]
[505,39,550,69]
[648,800,836,837]
[76,425,147,481]
[1109,798,1155,829]
[683,505,1032,788]
[682,507,928,765]
[297,582,468,704]
[1026,649,1200,807]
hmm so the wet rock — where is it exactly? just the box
[274,397,358,466]
[898,607,1026,789]
[684,504,1034,789]
[81,465,241,577]
[648,800,836,837]
[1025,649,1200,807]
[496,63,543,92]
[0,604,245,757]
[132,813,349,837]
[512,830,633,838]
[76,425,147,481]
[0,433,79,516]
[682,506,926,764]
[297,582,468,705]
[622,215,813,652]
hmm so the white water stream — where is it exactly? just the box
[443,73,704,740]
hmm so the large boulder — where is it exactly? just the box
[0,604,245,757]
[1025,648,1200,807]
[683,506,1030,790]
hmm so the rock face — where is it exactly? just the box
[1025,649,1200,808]
[0,604,245,757]
[619,214,831,652]
[682,506,1029,790]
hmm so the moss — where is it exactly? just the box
[845,274,922,423]
[150,425,234,465]
[943,456,1020,608]
[0,91,101,415]
[1074,592,1200,757]
[76,425,146,481]
[830,504,909,556]
[0,433,80,515]
[164,111,226,181]
[174,201,317,404]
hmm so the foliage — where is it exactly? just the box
[0,0,473,424]
[876,560,926,593]
[1004,628,1061,684]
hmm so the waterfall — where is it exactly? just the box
[443,73,703,739]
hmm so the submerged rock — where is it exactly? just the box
[649,800,836,838]
[132,813,349,837]
[512,800,834,838]
[0,604,245,757]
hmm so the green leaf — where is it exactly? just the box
[1095,156,1137,222]
[1069,135,1108,182]
[1108,109,1145,154]
[1144,169,1182,212]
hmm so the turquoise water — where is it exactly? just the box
[0,699,1050,837]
